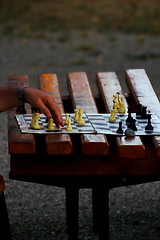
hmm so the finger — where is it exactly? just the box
[52,113,64,128]
[37,102,51,118]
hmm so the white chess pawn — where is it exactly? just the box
[47,116,55,130]
[109,108,117,122]
[65,113,69,125]
[30,112,36,129]
[30,112,41,129]
[66,119,73,131]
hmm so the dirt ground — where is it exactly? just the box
[1,30,160,239]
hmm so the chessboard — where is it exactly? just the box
[15,113,95,134]
[15,112,160,136]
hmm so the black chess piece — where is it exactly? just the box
[141,106,148,119]
[130,119,137,131]
[126,107,133,125]
[45,116,49,123]
[145,114,154,132]
[116,121,123,134]
[136,103,142,118]
[31,107,41,113]
[16,104,26,114]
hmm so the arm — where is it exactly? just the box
[0,87,64,128]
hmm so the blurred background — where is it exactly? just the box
[0,0,160,95]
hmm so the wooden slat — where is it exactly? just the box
[126,69,160,157]
[96,72,128,112]
[8,75,35,154]
[96,72,145,158]
[126,69,160,113]
[67,72,109,155]
[39,73,73,154]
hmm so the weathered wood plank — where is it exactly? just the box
[39,73,73,154]
[67,72,109,155]
[126,69,160,157]
[126,69,160,113]
[8,75,35,154]
[96,72,145,158]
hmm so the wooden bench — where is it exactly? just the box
[0,175,12,239]
[8,69,160,240]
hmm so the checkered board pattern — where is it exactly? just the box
[88,113,160,135]
[15,113,160,135]
[15,113,95,134]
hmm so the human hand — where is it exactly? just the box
[23,87,64,128]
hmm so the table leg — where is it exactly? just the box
[65,187,79,240]
[92,187,110,240]
[0,193,12,240]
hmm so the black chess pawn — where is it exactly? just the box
[116,121,123,134]
[145,114,154,132]
[126,107,133,125]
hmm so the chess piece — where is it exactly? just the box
[74,109,79,121]
[118,96,126,114]
[47,116,55,130]
[136,103,142,118]
[128,118,137,131]
[30,112,41,129]
[116,121,123,134]
[65,113,69,125]
[30,112,36,129]
[131,119,137,131]
[145,114,154,132]
[31,107,41,113]
[109,108,117,122]
[112,93,119,112]
[16,104,26,114]
[77,108,85,125]
[66,119,73,131]
[141,106,148,119]
[126,107,133,125]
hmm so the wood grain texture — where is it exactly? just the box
[8,75,35,154]
[39,73,73,155]
[126,69,160,113]
[67,72,109,155]
[96,72,145,158]
[126,69,160,157]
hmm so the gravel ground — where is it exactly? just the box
[1,31,160,239]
